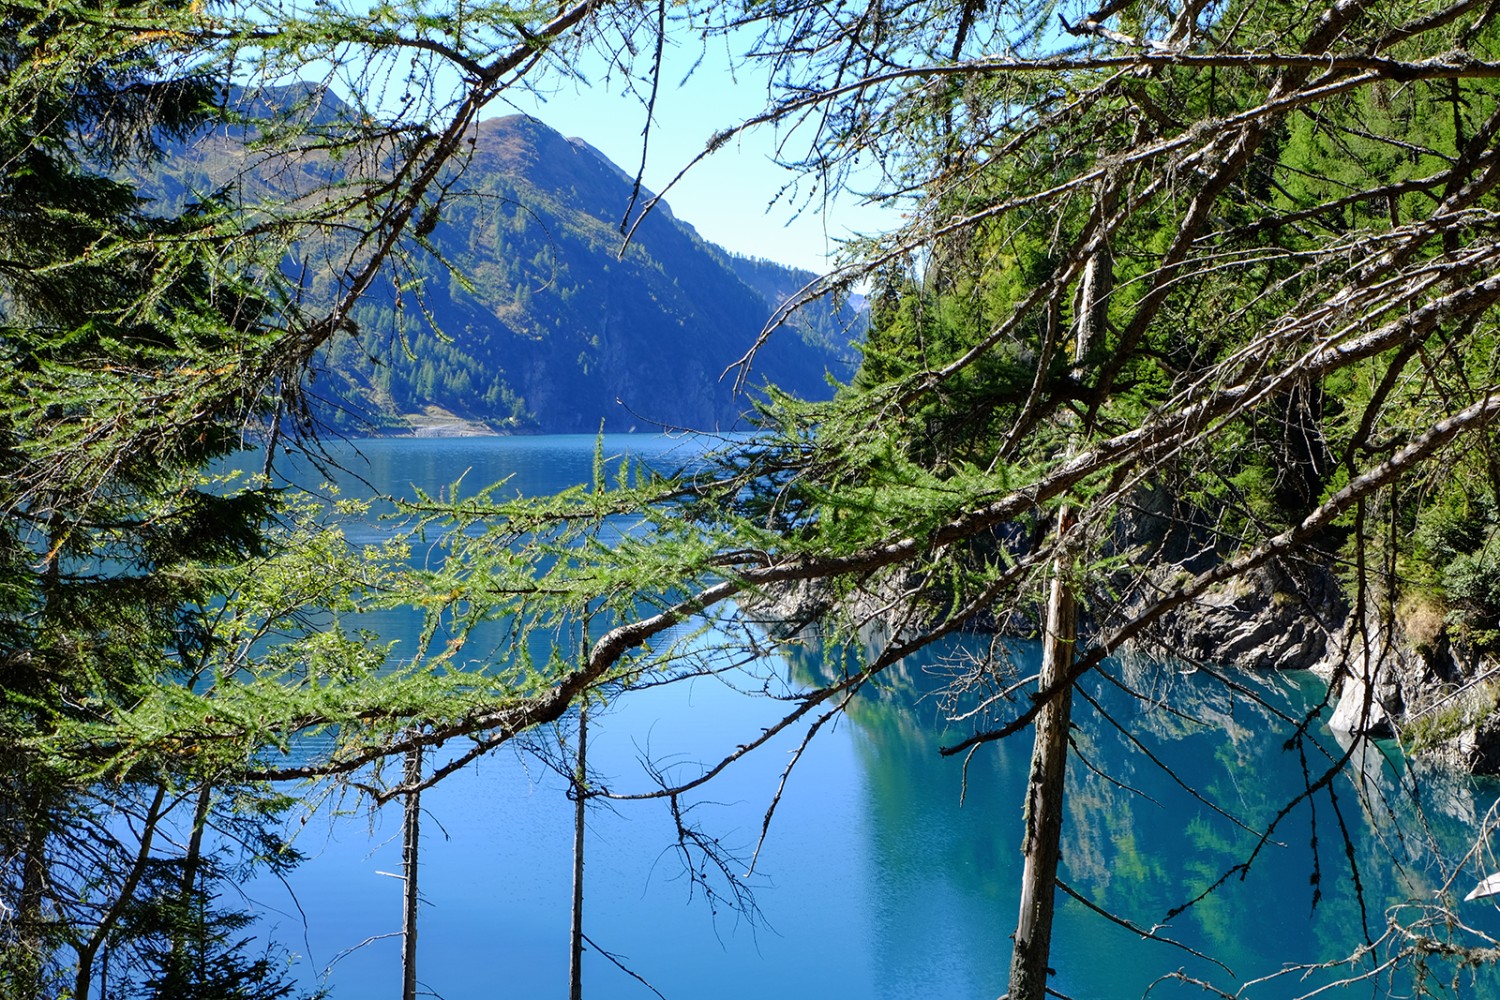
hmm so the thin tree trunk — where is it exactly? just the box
[165,783,214,991]
[15,792,50,996]
[1007,506,1077,1000]
[75,783,167,1000]
[569,700,588,1000]
[402,744,422,1000]
[179,784,212,899]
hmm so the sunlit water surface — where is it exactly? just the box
[241,436,1500,1000]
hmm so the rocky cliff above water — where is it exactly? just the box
[1123,546,1500,774]
[761,487,1500,775]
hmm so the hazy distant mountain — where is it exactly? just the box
[278,111,865,434]
[136,89,863,434]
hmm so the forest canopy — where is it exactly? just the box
[5,1,1500,998]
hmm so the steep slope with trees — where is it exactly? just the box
[314,114,862,433]
[152,106,861,434]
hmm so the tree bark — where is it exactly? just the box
[402,744,422,1000]
[1007,507,1077,1000]
[15,791,51,997]
[164,783,214,989]
[569,701,588,1000]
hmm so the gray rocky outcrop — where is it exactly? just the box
[1321,620,1500,773]
[1133,555,1500,772]
[1319,620,1411,739]
[1108,488,1500,772]
[1135,560,1347,674]
[753,486,1500,773]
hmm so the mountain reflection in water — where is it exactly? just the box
[235,436,1500,1000]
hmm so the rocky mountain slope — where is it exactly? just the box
[140,91,862,435]
[308,113,862,434]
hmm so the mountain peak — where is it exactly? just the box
[470,114,679,232]
[150,95,863,434]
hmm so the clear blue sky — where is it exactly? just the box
[496,33,895,277]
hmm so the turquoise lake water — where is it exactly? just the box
[244,435,1500,999]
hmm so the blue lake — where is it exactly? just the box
[245,435,1500,999]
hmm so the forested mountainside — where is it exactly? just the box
[150,104,863,435]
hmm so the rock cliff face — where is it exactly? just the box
[1141,562,1347,674]
[1111,483,1349,677]
[1124,543,1500,773]
[771,483,1500,774]
[1322,620,1500,773]
[1111,487,1500,770]
[752,462,1500,771]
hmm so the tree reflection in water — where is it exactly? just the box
[789,631,1500,999]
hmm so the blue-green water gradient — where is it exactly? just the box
[242,435,1500,1000]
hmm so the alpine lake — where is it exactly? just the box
[242,435,1500,999]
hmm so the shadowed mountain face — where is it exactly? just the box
[306,113,863,434]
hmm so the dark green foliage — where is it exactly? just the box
[0,5,316,996]
[1412,478,1500,651]
[801,0,1500,664]
[0,0,315,750]
[127,875,302,1000]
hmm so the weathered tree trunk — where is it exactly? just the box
[402,744,422,1000]
[1007,507,1077,1000]
[15,793,51,997]
[1073,190,1115,372]
[569,701,588,1000]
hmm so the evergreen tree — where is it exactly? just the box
[0,3,300,993]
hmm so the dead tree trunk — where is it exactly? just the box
[402,744,422,1000]
[1007,506,1077,1000]
[569,700,588,1000]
